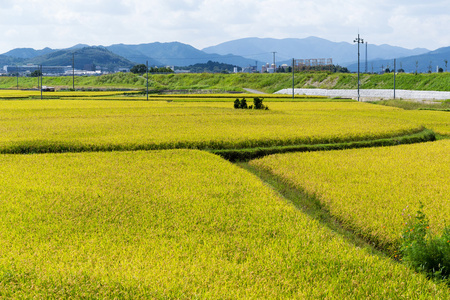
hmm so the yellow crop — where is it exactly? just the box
[0,90,134,99]
[0,150,447,297]
[250,140,450,248]
[0,100,422,153]
[398,109,450,135]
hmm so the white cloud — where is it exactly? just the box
[0,0,448,53]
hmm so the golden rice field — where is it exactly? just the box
[0,91,449,297]
[249,140,450,249]
[0,150,448,298]
[398,109,450,135]
[0,90,132,99]
[0,90,328,101]
[0,100,426,153]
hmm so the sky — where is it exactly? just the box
[0,0,449,54]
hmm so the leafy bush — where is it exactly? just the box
[253,97,264,109]
[233,97,268,110]
[401,204,450,282]
[240,98,248,109]
[234,98,240,109]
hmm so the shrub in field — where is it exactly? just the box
[253,97,264,109]
[240,98,248,109]
[233,97,269,110]
[234,98,240,109]
[401,204,450,282]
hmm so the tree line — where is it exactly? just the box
[130,64,174,74]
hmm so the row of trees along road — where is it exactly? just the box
[130,64,174,74]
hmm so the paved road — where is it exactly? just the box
[275,88,450,102]
[244,88,265,94]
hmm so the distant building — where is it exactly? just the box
[175,70,190,74]
[242,65,258,73]
[3,65,72,75]
[84,64,96,71]
[262,63,271,73]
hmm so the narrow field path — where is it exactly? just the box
[276,88,450,101]
[243,88,265,94]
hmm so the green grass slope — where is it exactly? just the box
[3,72,450,93]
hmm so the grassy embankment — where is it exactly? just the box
[3,71,450,93]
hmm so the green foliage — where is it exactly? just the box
[401,204,450,282]
[30,70,42,77]
[253,97,264,109]
[233,97,268,110]
[233,98,240,109]
[180,60,236,73]
[148,66,174,73]
[130,64,148,74]
[240,98,247,109]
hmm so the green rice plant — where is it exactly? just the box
[0,150,448,297]
[250,140,450,250]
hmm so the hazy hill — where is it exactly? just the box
[0,37,445,72]
[0,55,25,67]
[347,46,450,73]
[106,42,257,67]
[3,47,55,59]
[202,37,430,66]
[27,47,135,71]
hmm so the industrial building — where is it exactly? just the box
[3,65,72,75]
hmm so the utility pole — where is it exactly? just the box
[272,51,277,73]
[72,53,75,90]
[40,65,43,100]
[354,34,364,102]
[16,65,19,90]
[292,58,295,99]
[146,60,149,101]
[365,42,368,73]
[394,59,396,99]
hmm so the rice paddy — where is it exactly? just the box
[0,90,449,298]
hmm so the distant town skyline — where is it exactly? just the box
[1,0,449,54]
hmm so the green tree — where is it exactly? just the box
[30,70,42,77]
[130,64,148,74]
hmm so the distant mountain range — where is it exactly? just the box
[202,37,429,67]
[0,37,448,73]
[347,46,450,73]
